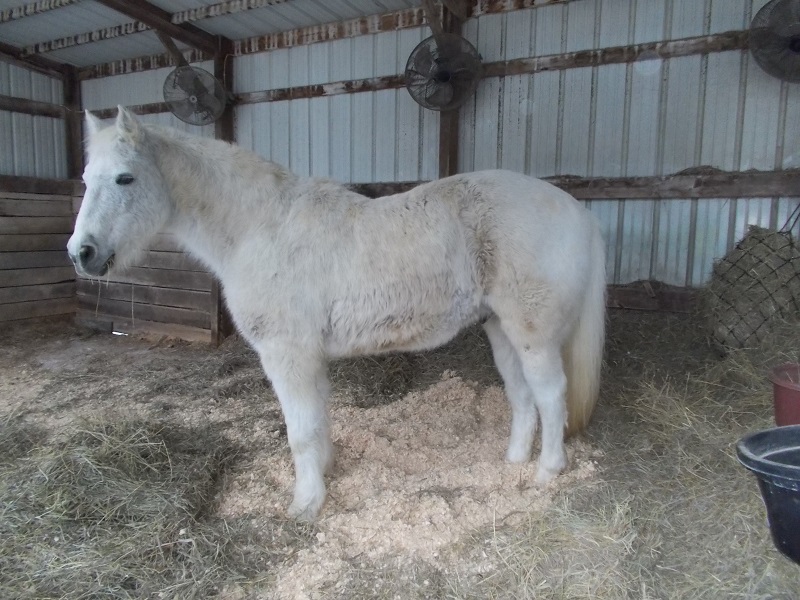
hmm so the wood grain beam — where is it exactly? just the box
[0,40,68,78]
[212,37,235,345]
[0,176,82,195]
[94,0,221,55]
[63,67,84,179]
[484,31,750,78]
[0,94,65,118]
[21,0,289,58]
[349,170,800,200]
[438,0,465,178]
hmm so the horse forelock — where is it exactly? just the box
[85,126,119,159]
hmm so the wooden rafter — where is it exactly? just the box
[81,6,429,79]
[0,40,68,78]
[172,0,289,24]
[22,0,290,58]
[22,22,151,56]
[440,0,468,21]
[93,0,221,55]
[420,0,445,43]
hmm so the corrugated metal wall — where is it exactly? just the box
[0,63,66,178]
[460,0,800,286]
[62,0,800,289]
[234,27,440,183]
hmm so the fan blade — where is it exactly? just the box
[405,68,434,86]
[172,101,200,122]
[412,44,437,75]
[424,81,455,107]
[197,89,225,117]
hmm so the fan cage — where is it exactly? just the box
[163,66,227,126]
[404,33,482,112]
[750,0,800,82]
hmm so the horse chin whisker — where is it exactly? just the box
[101,254,116,276]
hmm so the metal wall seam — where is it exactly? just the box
[0,111,66,178]
[0,61,63,102]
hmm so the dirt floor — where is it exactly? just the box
[1,310,799,599]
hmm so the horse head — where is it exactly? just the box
[68,106,172,277]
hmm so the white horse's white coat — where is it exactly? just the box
[69,107,606,520]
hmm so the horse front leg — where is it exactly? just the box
[258,347,333,520]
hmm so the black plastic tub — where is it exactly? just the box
[736,425,800,564]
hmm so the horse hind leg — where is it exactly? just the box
[494,318,569,484]
[258,348,333,521]
[483,317,538,463]
[520,344,568,484]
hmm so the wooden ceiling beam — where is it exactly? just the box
[23,0,288,58]
[440,0,468,21]
[0,40,68,78]
[94,0,222,55]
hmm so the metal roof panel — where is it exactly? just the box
[41,31,173,67]
[0,2,130,47]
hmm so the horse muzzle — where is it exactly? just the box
[68,237,115,277]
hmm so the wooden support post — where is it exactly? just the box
[63,66,84,179]
[437,1,466,178]
[214,38,235,143]
[210,36,235,345]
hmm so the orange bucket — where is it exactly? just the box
[769,363,800,427]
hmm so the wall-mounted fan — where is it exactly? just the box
[750,0,800,82]
[163,65,226,126]
[405,33,482,111]
[404,0,482,111]
[156,32,228,126]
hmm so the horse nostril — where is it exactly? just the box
[79,244,96,264]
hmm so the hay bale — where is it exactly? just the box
[703,226,800,350]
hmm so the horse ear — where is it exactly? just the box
[116,105,144,145]
[84,111,103,138]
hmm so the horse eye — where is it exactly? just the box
[116,173,135,185]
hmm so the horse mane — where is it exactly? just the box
[151,125,297,188]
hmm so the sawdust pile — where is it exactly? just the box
[218,372,598,599]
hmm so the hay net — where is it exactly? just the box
[704,208,800,351]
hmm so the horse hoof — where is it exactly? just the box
[288,495,325,521]
[534,460,566,485]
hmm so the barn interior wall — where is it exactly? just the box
[0,62,66,178]
[461,0,800,286]
[0,188,77,323]
[55,0,800,297]
[234,26,440,183]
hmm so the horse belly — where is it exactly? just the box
[325,283,483,358]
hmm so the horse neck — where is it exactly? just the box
[150,128,293,274]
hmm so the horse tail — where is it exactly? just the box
[564,221,606,437]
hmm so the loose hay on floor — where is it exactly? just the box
[1,312,800,598]
[0,419,285,599]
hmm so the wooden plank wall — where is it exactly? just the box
[75,232,216,344]
[0,190,76,322]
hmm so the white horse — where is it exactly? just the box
[69,106,606,520]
